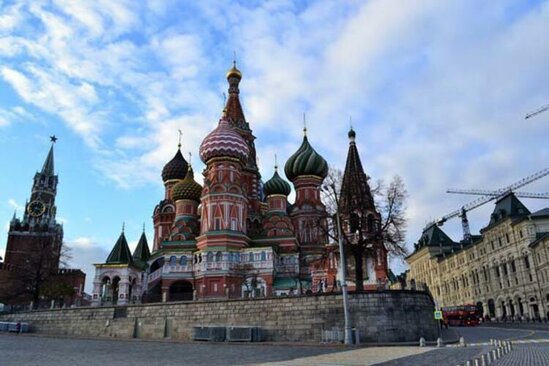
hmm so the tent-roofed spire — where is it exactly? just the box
[132,231,151,263]
[339,127,375,213]
[224,61,248,131]
[105,229,133,264]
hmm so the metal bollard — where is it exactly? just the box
[496,348,502,358]
[509,341,513,351]
[474,358,480,366]
[437,337,443,347]
[486,352,492,364]
[465,361,472,366]
[492,349,498,360]
[480,354,487,366]
[419,337,426,347]
[459,336,467,347]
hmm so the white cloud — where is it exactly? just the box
[7,198,23,212]
[1,0,548,275]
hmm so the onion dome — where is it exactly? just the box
[264,167,291,196]
[226,61,242,80]
[284,132,328,182]
[172,166,202,202]
[162,149,188,182]
[348,127,356,140]
[199,115,250,163]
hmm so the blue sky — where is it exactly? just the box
[1,0,548,293]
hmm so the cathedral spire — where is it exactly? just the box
[224,61,247,130]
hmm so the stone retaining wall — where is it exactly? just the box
[0,290,438,343]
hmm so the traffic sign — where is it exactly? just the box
[434,310,443,320]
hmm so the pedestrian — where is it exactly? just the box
[15,321,21,335]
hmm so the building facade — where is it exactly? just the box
[91,63,389,305]
[407,193,549,320]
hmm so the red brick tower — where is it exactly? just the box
[284,128,329,283]
[196,111,251,298]
[152,146,188,251]
[224,63,263,231]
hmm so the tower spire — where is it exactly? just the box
[178,129,182,149]
[41,136,56,176]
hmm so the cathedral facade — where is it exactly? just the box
[92,63,388,305]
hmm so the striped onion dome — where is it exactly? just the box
[284,134,328,182]
[199,115,249,163]
[264,168,291,196]
[172,166,202,202]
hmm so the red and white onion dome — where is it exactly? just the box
[199,115,250,163]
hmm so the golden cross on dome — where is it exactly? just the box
[274,153,278,170]
[303,112,307,136]
[178,129,182,148]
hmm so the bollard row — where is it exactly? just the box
[457,339,513,366]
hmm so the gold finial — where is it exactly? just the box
[303,112,307,136]
[233,50,237,66]
[178,129,182,148]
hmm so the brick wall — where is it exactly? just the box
[0,290,438,342]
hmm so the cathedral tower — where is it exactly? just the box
[224,63,262,228]
[285,127,329,266]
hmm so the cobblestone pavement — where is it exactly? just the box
[493,344,549,366]
[1,325,548,366]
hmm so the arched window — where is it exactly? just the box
[169,256,177,266]
[216,251,222,262]
[207,252,213,262]
[234,253,240,262]
[261,251,266,261]
[249,252,254,262]
[180,256,187,266]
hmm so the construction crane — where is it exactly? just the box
[525,103,549,119]
[437,167,549,242]
[447,189,549,199]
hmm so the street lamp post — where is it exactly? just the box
[324,183,353,345]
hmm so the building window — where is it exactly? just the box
[525,256,530,269]
[169,256,177,266]
[249,252,254,262]
[231,218,237,231]
[511,260,516,273]
[216,251,222,262]
[261,251,266,261]
[180,256,187,266]
[207,252,213,262]
[506,234,510,243]
[498,238,502,247]
[214,217,222,230]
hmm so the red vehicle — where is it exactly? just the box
[442,305,481,326]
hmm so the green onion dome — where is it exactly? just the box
[171,166,202,202]
[284,134,328,182]
[264,169,291,196]
[162,149,188,182]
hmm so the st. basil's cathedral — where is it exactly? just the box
[92,63,388,306]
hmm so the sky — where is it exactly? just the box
[0,0,548,293]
